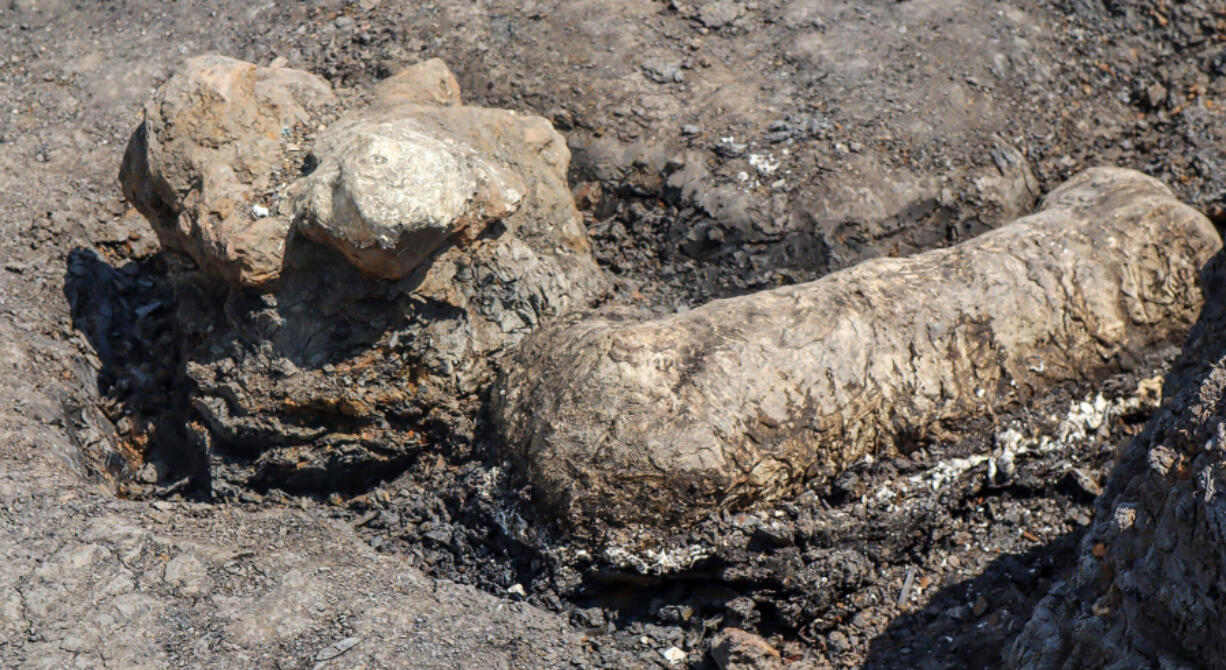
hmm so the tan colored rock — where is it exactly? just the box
[120,55,335,286]
[290,116,525,279]
[495,168,1222,528]
[372,57,462,107]
[121,54,584,287]
[290,64,586,280]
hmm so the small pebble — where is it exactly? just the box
[660,646,686,664]
[972,594,988,617]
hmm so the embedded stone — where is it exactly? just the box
[290,117,524,279]
[119,54,335,286]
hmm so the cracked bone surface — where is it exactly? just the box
[495,168,1222,528]
[120,56,604,490]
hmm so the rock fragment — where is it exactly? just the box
[163,553,208,597]
[291,115,524,279]
[697,1,742,28]
[372,57,461,107]
[289,58,513,279]
[495,168,1221,528]
[660,646,687,665]
[120,55,335,287]
[313,637,361,663]
[710,628,784,670]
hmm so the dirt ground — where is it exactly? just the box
[2,0,1225,668]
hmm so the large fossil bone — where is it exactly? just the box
[495,168,1222,528]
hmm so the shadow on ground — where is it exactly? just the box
[62,247,201,493]
[864,530,1084,669]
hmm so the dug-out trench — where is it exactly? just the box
[62,206,1196,670]
[58,58,1221,669]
